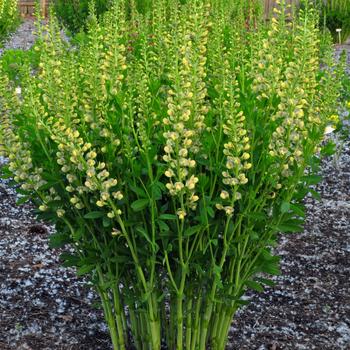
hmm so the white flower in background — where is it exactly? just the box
[336,28,342,33]
[324,125,336,135]
[15,87,22,95]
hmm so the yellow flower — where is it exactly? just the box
[165,169,174,178]
[176,209,187,220]
[329,115,339,123]
[224,206,234,216]
[112,228,121,236]
[112,191,123,200]
[220,191,230,200]
[39,204,47,212]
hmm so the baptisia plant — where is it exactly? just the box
[0,0,18,41]
[0,0,343,349]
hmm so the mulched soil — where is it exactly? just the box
[0,21,349,350]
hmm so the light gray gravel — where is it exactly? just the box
[0,20,37,56]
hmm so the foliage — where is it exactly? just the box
[0,0,19,43]
[0,0,343,349]
[52,0,111,33]
[0,47,40,83]
[317,0,350,43]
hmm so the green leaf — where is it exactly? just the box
[72,228,83,241]
[290,203,305,217]
[276,223,303,233]
[206,206,215,218]
[310,189,321,200]
[77,265,94,276]
[246,212,266,221]
[16,196,29,205]
[60,253,80,267]
[158,220,170,232]
[151,182,162,200]
[131,199,149,212]
[245,280,264,292]
[49,233,70,248]
[260,261,281,275]
[256,277,276,287]
[302,175,322,185]
[321,141,336,156]
[84,211,104,219]
[159,214,177,220]
[135,226,153,245]
[129,184,147,198]
[184,225,203,237]
[103,216,111,228]
[281,201,290,214]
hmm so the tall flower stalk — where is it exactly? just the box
[0,0,344,349]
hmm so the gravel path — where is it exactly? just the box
[0,22,350,350]
[0,20,37,55]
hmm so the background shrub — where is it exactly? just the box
[318,0,350,43]
[0,47,40,82]
[52,0,111,34]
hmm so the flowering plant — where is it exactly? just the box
[0,1,343,349]
[52,0,110,34]
[0,0,19,42]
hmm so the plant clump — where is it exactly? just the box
[0,0,344,349]
[0,0,19,42]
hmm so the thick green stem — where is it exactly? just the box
[190,291,202,350]
[217,310,236,350]
[185,296,193,350]
[129,306,142,350]
[210,303,223,348]
[176,272,187,350]
[111,286,127,349]
[99,288,121,350]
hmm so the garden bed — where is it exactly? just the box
[0,21,349,350]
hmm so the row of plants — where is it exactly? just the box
[0,0,19,43]
[0,0,347,349]
[319,0,350,43]
[51,0,350,44]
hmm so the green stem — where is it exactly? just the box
[176,272,187,350]
[111,286,127,349]
[185,296,193,350]
[97,285,120,350]
[190,290,202,350]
